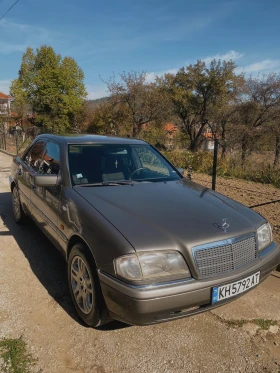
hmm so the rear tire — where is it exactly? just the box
[67,243,111,327]
[12,186,25,224]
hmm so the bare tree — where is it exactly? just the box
[234,74,280,164]
[265,112,280,166]
[274,130,280,166]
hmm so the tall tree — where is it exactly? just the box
[10,46,87,133]
[209,75,244,158]
[162,59,239,151]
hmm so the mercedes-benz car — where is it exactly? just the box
[9,134,280,327]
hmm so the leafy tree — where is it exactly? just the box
[138,124,168,149]
[10,46,87,133]
[162,59,239,151]
[106,71,171,137]
[87,100,130,136]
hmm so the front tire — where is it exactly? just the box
[12,186,25,223]
[67,243,111,327]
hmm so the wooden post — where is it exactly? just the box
[3,123,6,150]
[15,130,18,154]
[212,138,219,191]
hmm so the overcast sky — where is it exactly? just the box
[0,0,280,99]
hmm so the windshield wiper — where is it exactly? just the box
[102,180,134,186]
[78,180,134,187]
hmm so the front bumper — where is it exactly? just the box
[99,241,280,325]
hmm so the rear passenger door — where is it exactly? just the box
[30,140,62,246]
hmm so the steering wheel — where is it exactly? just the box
[129,167,151,180]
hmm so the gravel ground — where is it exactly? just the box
[0,151,280,373]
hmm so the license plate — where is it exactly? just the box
[212,272,260,303]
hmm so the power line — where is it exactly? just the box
[0,0,20,21]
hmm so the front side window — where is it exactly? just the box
[40,141,60,175]
[133,146,170,176]
[68,144,181,185]
[23,140,47,173]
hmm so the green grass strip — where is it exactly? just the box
[0,337,37,373]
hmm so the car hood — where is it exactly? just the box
[74,179,264,254]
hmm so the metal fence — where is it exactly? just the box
[0,126,279,190]
[0,126,39,155]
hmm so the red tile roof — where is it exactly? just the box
[202,132,220,139]
[0,92,12,99]
[164,123,177,133]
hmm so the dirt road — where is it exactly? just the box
[0,151,280,373]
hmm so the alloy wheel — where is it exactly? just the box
[70,256,94,314]
[12,188,21,221]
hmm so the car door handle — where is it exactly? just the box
[17,168,22,176]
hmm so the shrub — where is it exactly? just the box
[162,150,280,188]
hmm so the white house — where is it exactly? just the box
[0,92,12,136]
[0,92,11,116]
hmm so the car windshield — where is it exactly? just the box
[68,144,181,186]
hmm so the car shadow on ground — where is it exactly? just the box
[0,191,129,331]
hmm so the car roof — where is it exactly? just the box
[36,134,147,145]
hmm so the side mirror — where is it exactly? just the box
[34,174,58,187]
[177,168,184,175]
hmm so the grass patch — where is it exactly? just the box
[213,314,278,330]
[0,337,37,373]
[252,319,277,330]
[224,319,248,328]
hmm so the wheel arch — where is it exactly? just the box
[67,234,97,266]
[10,180,16,191]
[67,234,112,326]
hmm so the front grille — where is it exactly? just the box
[194,236,257,278]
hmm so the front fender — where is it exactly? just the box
[60,187,135,277]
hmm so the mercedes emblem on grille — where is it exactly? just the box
[214,218,230,232]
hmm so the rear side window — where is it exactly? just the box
[40,141,60,175]
[23,140,47,173]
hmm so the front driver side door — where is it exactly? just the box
[30,140,62,246]
[17,140,47,215]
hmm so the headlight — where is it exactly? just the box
[257,223,272,251]
[114,251,191,283]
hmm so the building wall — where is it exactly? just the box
[0,99,10,115]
